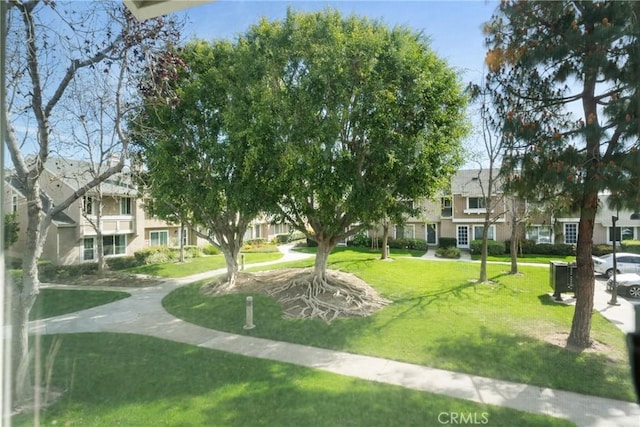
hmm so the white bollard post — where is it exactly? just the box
[243,296,255,329]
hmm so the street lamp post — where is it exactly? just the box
[608,214,620,306]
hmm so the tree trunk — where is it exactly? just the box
[96,196,106,276]
[380,222,390,260]
[221,248,240,289]
[314,239,336,281]
[567,193,598,348]
[510,230,518,274]
[12,190,47,406]
[179,222,185,263]
[479,224,489,283]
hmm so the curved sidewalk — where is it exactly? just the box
[32,246,640,427]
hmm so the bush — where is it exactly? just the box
[435,246,460,259]
[245,238,268,246]
[470,239,505,256]
[592,244,613,257]
[621,240,640,254]
[106,256,140,270]
[202,244,221,256]
[306,238,318,247]
[273,234,290,244]
[532,243,575,256]
[438,237,457,248]
[38,262,98,282]
[350,232,370,248]
[134,246,176,265]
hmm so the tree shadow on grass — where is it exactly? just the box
[429,326,635,402]
[18,333,573,427]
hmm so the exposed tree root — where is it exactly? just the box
[203,268,391,323]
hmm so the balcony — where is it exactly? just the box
[82,215,135,236]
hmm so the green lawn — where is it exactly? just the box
[164,247,635,402]
[30,289,130,320]
[470,254,576,264]
[13,333,574,427]
[124,252,284,278]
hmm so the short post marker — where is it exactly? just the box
[241,253,245,270]
[244,296,255,329]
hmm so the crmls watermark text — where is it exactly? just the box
[437,412,490,425]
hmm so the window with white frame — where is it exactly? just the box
[473,225,495,241]
[83,238,95,261]
[82,196,94,215]
[441,197,452,217]
[395,224,415,239]
[564,223,578,244]
[150,230,169,246]
[608,226,634,243]
[103,235,127,256]
[11,194,18,213]
[273,223,287,235]
[468,197,486,210]
[526,225,553,244]
[120,197,132,215]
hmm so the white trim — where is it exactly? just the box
[457,225,470,248]
[472,224,496,241]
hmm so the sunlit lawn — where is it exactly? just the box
[165,247,635,401]
[470,253,576,264]
[30,289,130,320]
[13,333,574,427]
[124,252,283,278]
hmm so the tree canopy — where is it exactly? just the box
[483,0,640,348]
[241,9,469,278]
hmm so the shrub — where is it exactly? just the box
[532,243,575,256]
[245,238,268,246]
[202,244,221,256]
[273,234,290,244]
[435,246,460,259]
[306,238,318,247]
[350,232,370,248]
[183,246,202,258]
[134,246,176,265]
[470,239,505,256]
[106,256,140,270]
[592,244,613,257]
[38,262,97,282]
[289,230,306,242]
[438,237,457,248]
[621,240,640,254]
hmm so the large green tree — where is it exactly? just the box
[133,40,277,291]
[244,9,468,285]
[484,1,640,348]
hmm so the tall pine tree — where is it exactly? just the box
[483,1,640,348]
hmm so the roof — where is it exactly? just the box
[5,175,76,227]
[451,169,503,196]
[44,157,137,197]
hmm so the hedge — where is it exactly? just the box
[470,239,505,256]
[621,240,640,254]
[504,240,575,256]
[346,236,428,251]
[438,237,457,248]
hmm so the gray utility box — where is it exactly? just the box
[550,261,577,301]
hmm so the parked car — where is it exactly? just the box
[592,252,640,277]
[606,273,640,299]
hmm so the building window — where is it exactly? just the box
[441,197,452,217]
[473,225,495,241]
[395,224,415,239]
[83,238,95,261]
[83,196,94,215]
[468,197,486,210]
[11,194,18,213]
[120,197,132,215]
[564,223,578,244]
[272,223,287,235]
[150,230,168,247]
[426,224,437,245]
[609,226,634,243]
[103,235,127,256]
[526,226,553,244]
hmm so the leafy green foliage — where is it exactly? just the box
[470,239,505,256]
[236,9,468,269]
[3,213,19,249]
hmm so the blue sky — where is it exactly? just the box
[178,1,498,85]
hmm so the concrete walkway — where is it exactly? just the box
[32,245,640,427]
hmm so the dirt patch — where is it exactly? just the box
[53,271,165,288]
[540,332,620,360]
[202,268,391,322]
